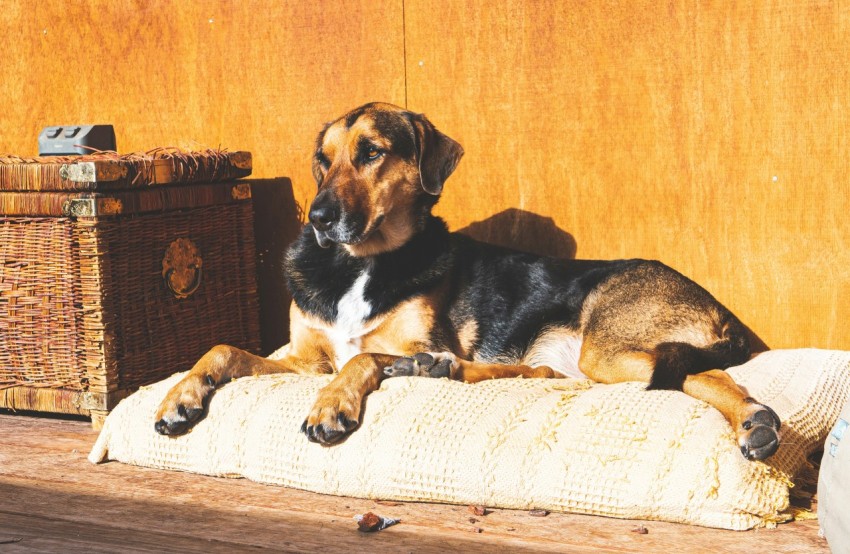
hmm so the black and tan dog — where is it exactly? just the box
[155,102,781,460]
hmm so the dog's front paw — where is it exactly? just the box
[738,400,781,461]
[154,374,215,435]
[383,352,458,378]
[301,385,361,445]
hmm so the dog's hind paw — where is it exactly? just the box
[383,352,457,378]
[738,400,781,461]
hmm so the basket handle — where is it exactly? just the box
[164,266,203,299]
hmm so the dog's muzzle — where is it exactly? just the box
[308,192,368,248]
[308,204,338,248]
[308,190,342,248]
[309,205,338,232]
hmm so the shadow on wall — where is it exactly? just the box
[249,178,303,355]
[457,208,577,259]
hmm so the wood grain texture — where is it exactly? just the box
[0,0,405,212]
[1,1,847,350]
[406,1,850,350]
[0,413,829,553]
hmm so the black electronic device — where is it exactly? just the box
[38,124,116,156]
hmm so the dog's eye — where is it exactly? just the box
[315,151,330,169]
[365,149,383,161]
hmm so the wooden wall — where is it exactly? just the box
[1,1,847,350]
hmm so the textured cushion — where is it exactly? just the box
[89,349,850,530]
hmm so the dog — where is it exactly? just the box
[154,102,781,461]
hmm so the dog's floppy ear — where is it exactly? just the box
[408,113,464,196]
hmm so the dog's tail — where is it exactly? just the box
[646,319,751,391]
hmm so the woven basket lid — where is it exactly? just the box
[0,148,252,192]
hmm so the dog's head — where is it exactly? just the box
[309,102,463,257]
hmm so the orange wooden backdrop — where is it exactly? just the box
[1,1,847,350]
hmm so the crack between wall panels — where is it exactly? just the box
[402,0,408,109]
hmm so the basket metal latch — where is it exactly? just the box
[62,197,124,217]
[162,238,203,299]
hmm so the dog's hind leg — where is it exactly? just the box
[576,261,780,460]
[578,343,780,460]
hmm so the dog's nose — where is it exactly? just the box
[309,204,339,232]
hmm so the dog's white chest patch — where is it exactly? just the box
[330,272,374,369]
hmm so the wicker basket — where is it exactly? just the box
[0,149,260,427]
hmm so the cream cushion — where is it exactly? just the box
[89,349,850,530]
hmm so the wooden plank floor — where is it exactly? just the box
[0,413,829,553]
